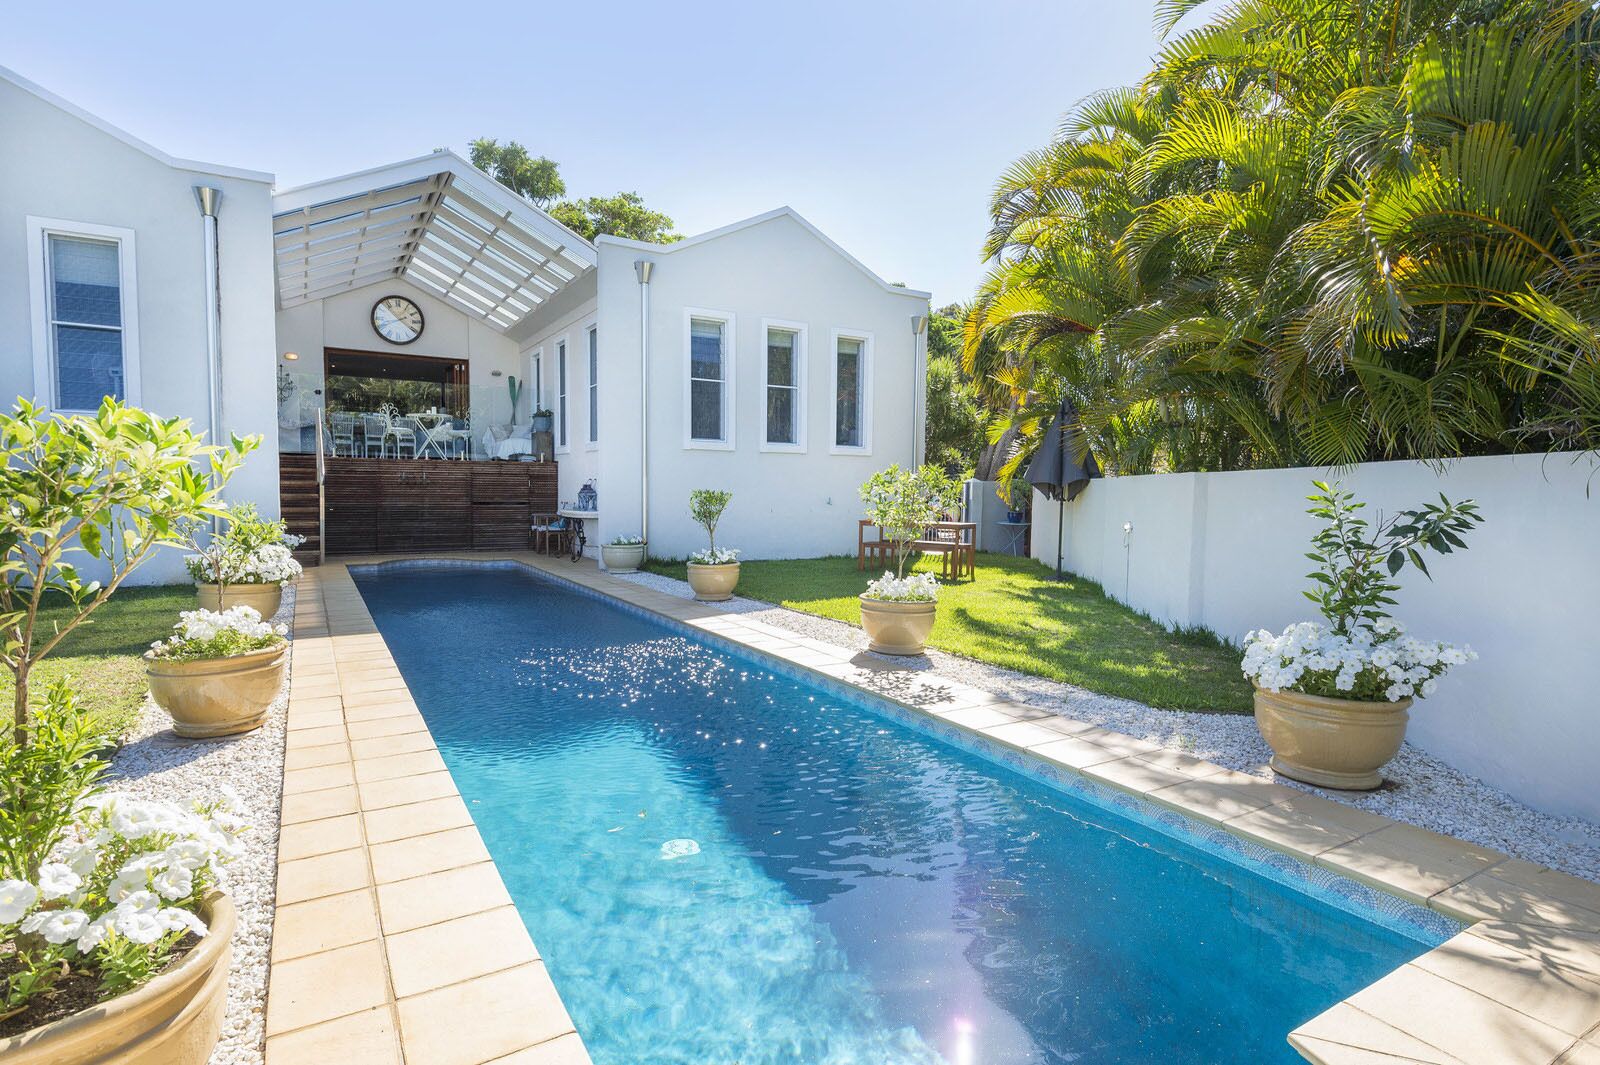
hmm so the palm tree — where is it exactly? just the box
[967,0,1600,475]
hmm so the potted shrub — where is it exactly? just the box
[146,607,289,739]
[999,477,1030,523]
[185,503,303,619]
[858,464,960,655]
[1243,482,1482,789]
[685,489,739,601]
[0,398,253,739]
[0,686,244,1065]
[602,535,647,574]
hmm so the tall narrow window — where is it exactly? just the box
[532,352,542,413]
[557,340,568,449]
[835,335,865,448]
[765,327,799,446]
[689,317,726,443]
[47,235,126,411]
[587,326,598,444]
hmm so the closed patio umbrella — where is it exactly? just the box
[1024,398,1101,578]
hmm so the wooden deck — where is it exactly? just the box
[279,454,557,557]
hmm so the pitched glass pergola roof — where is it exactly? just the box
[271,153,596,332]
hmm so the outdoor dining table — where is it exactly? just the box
[408,411,454,459]
[557,508,597,562]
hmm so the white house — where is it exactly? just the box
[2,64,930,575]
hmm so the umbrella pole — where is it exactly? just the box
[1052,495,1066,580]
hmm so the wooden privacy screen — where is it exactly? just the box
[279,454,558,556]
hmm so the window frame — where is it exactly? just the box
[828,328,873,455]
[682,307,736,451]
[555,336,570,453]
[758,317,808,454]
[26,216,141,413]
[530,348,543,418]
[586,323,599,449]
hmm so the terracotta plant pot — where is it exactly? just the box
[195,582,283,620]
[601,543,647,573]
[1254,685,1412,790]
[686,561,740,602]
[859,596,938,656]
[148,643,287,738]
[0,892,234,1065]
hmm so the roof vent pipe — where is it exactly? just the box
[634,260,654,548]
[195,186,224,529]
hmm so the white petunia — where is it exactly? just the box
[36,862,82,901]
[113,908,167,945]
[75,914,114,953]
[156,907,208,938]
[63,842,99,878]
[151,864,194,901]
[32,909,90,945]
[0,879,38,924]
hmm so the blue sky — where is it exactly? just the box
[8,1,1174,307]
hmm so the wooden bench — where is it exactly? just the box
[858,519,976,581]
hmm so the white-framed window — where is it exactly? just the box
[683,308,735,450]
[830,329,873,453]
[26,217,141,412]
[556,338,569,452]
[760,318,807,453]
[587,325,599,446]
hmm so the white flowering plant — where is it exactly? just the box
[863,571,940,603]
[0,686,244,1031]
[688,546,740,566]
[1242,482,1482,703]
[183,503,304,587]
[1242,619,1476,702]
[146,607,287,662]
[606,534,645,546]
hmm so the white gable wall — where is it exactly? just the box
[595,212,929,560]
[0,72,278,584]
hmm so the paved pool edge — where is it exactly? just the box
[265,553,1600,1065]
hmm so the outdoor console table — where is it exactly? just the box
[557,508,597,562]
[994,520,1030,557]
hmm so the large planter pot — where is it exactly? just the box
[686,561,740,602]
[602,543,646,573]
[148,643,288,739]
[195,582,283,620]
[531,414,554,433]
[859,596,938,656]
[1254,686,1412,790]
[0,892,234,1065]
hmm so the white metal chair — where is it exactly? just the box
[378,404,418,459]
[329,411,357,457]
[360,413,389,458]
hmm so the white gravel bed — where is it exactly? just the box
[106,586,294,1065]
[617,570,1600,883]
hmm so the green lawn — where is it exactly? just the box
[0,585,195,740]
[646,553,1251,712]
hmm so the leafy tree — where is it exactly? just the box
[468,138,565,207]
[925,356,986,477]
[859,465,961,578]
[688,489,733,555]
[0,399,256,735]
[967,0,1600,476]
[549,192,680,244]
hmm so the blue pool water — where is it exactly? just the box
[353,562,1454,1065]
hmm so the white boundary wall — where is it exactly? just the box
[1032,453,1600,822]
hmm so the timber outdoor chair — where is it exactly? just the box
[532,513,573,556]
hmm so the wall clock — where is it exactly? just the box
[372,295,424,345]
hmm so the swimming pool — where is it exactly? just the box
[352,561,1457,1065]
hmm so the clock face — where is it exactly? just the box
[372,296,424,345]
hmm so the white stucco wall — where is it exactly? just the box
[273,276,524,448]
[518,283,599,517]
[0,72,279,584]
[594,212,929,560]
[1032,453,1600,821]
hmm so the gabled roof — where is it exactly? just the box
[271,152,597,332]
[597,206,932,300]
[0,63,274,184]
